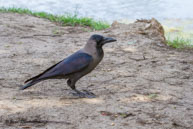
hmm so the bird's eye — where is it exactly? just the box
[97,38,102,44]
[99,38,103,43]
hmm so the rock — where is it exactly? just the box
[111,18,166,45]
[135,18,166,43]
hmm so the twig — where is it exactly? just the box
[21,34,61,38]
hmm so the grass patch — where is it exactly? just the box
[0,7,110,30]
[164,26,193,49]
[166,37,193,49]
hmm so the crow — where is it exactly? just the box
[20,34,116,98]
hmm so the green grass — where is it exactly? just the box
[0,7,110,30]
[166,37,193,49]
[164,26,193,49]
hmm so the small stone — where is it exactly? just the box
[111,123,115,126]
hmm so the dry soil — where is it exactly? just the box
[0,13,193,129]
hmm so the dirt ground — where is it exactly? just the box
[0,13,193,129]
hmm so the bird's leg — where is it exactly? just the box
[67,79,96,98]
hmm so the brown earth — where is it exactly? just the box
[0,13,193,129]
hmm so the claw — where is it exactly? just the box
[71,89,96,98]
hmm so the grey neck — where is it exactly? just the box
[96,46,104,57]
[83,40,104,58]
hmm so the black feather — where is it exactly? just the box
[25,60,62,83]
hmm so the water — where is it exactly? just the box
[1,0,193,33]
[0,0,193,22]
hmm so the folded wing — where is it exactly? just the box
[21,52,93,90]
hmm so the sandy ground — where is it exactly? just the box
[0,13,193,129]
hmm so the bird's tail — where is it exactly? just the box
[20,79,41,90]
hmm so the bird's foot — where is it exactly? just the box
[71,89,96,98]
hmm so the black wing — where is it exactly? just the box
[25,52,93,83]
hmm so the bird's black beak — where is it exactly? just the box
[102,37,117,44]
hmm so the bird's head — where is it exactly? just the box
[89,34,117,48]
